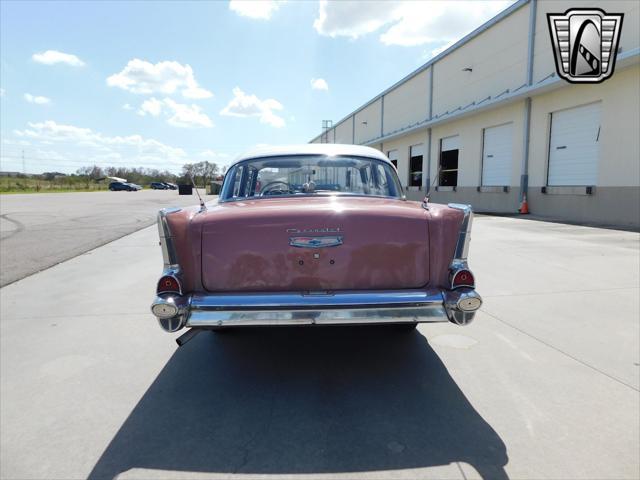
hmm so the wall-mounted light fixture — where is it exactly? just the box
[361,121,368,125]
[462,67,473,72]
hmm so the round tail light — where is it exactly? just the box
[157,275,181,294]
[452,269,475,289]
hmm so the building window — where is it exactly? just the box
[387,150,398,168]
[439,135,460,187]
[409,144,423,187]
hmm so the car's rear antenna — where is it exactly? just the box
[423,164,443,209]
[189,174,207,211]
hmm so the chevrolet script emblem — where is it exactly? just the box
[289,236,343,248]
[547,8,623,84]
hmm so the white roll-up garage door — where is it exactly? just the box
[482,123,513,186]
[441,135,460,152]
[410,144,424,157]
[548,102,601,186]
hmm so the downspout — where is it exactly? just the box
[425,64,435,193]
[352,115,355,144]
[381,95,385,140]
[520,0,536,204]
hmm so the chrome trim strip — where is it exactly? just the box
[186,289,448,327]
[157,208,181,268]
[218,192,403,205]
[189,289,444,310]
[448,203,473,260]
[187,305,448,327]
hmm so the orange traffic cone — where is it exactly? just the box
[519,193,530,214]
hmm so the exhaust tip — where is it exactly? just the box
[458,296,482,312]
[152,301,179,319]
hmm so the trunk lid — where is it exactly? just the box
[199,196,430,292]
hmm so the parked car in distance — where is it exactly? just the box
[109,181,139,191]
[162,182,178,190]
[151,144,482,344]
[151,182,169,190]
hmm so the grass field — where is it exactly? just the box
[0,177,111,194]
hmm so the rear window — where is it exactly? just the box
[221,155,402,201]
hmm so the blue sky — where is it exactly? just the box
[0,0,512,174]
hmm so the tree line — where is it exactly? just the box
[73,161,227,187]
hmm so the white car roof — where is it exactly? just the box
[230,144,391,167]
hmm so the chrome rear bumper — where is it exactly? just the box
[151,288,482,332]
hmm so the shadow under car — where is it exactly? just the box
[89,326,508,479]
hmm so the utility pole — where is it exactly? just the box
[321,120,333,144]
[21,150,25,175]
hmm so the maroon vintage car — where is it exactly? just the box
[151,144,481,345]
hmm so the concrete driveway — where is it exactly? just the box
[0,216,638,479]
[0,189,207,286]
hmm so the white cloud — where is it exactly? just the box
[314,1,394,39]
[430,40,456,58]
[12,120,190,173]
[314,1,513,48]
[2,138,31,146]
[229,0,282,20]
[220,87,285,128]
[24,93,51,105]
[13,120,187,161]
[199,149,230,159]
[137,97,164,117]
[122,103,134,110]
[32,50,85,66]
[0,88,5,97]
[107,59,213,99]
[198,149,232,165]
[163,99,214,128]
[136,97,213,128]
[311,78,329,91]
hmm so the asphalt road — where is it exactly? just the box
[0,216,638,479]
[0,189,207,286]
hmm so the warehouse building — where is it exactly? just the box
[310,0,640,228]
